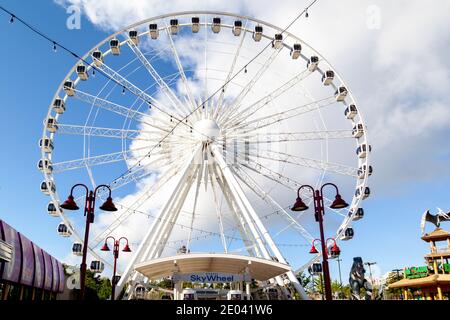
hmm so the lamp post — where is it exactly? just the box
[60,184,117,300]
[365,262,377,286]
[101,236,131,300]
[291,183,349,301]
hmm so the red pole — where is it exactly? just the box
[111,241,119,301]
[314,189,333,301]
[79,190,94,300]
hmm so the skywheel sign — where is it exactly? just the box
[173,272,251,283]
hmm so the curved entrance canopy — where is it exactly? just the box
[134,253,292,281]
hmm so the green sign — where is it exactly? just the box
[444,264,450,273]
[405,266,428,279]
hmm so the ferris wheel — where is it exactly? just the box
[39,11,371,299]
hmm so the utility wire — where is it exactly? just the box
[0,1,319,186]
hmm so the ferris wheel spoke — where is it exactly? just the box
[57,124,164,141]
[222,68,312,128]
[126,37,191,117]
[218,49,281,126]
[214,20,249,120]
[220,129,354,144]
[226,96,336,133]
[52,146,153,173]
[247,149,358,177]
[94,59,186,121]
[71,89,171,132]
[164,23,197,112]
[90,160,187,247]
[233,165,314,243]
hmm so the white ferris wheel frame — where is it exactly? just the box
[40,11,371,299]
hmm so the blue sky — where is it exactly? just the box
[1,0,450,285]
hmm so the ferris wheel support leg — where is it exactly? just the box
[212,145,309,299]
[114,146,202,299]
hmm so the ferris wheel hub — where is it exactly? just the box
[193,119,220,142]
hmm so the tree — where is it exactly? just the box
[84,270,112,300]
[296,272,311,288]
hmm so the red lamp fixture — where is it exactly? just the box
[99,197,118,212]
[291,197,309,212]
[122,244,132,252]
[100,243,110,252]
[330,194,349,209]
[330,242,341,256]
[309,243,319,254]
[60,195,80,211]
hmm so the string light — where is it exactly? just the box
[122,86,126,95]
[305,10,309,18]
[9,14,14,23]
[53,42,57,52]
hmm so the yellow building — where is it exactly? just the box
[389,228,450,300]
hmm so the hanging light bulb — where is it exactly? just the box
[53,42,57,52]
[244,66,248,73]
[10,15,15,23]
[92,68,96,77]
[305,10,309,18]
[122,87,126,95]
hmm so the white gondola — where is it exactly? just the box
[191,17,200,33]
[170,19,179,34]
[321,70,334,86]
[290,43,302,59]
[110,38,120,55]
[63,80,75,96]
[90,261,105,273]
[52,98,65,114]
[45,117,58,133]
[345,104,357,120]
[355,186,370,200]
[48,202,59,217]
[212,17,221,33]
[76,64,89,81]
[149,24,159,40]
[177,245,188,254]
[353,208,364,221]
[356,144,371,158]
[253,25,263,41]
[134,285,146,300]
[129,30,139,45]
[40,180,56,195]
[340,227,354,241]
[39,137,54,153]
[58,223,72,237]
[227,290,244,300]
[357,165,373,179]
[310,262,322,274]
[328,245,340,259]
[335,86,348,102]
[233,20,242,36]
[307,56,319,71]
[38,159,53,174]
[72,242,83,256]
[182,288,197,300]
[272,33,283,49]
[352,124,364,138]
[92,50,104,67]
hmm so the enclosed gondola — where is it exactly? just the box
[355,186,370,199]
[40,180,56,195]
[307,56,319,71]
[45,117,58,133]
[335,86,348,102]
[170,19,179,34]
[345,104,357,120]
[38,159,53,174]
[352,124,364,138]
[233,20,242,36]
[191,17,200,33]
[92,50,104,67]
[110,38,121,55]
[272,33,283,49]
[72,242,83,256]
[58,223,72,237]
[48,202,59,217]
[39,137,54,153]
[357,165,373,179]
[310,262,323,274]
[253,25,263,41]
[76,64,89,81]
[353,208,364,221]
[356,144,371,158]
[212,17,221,33]
[52,98,65,114]
[340,227,354,241]
[90,260,105,273]
[129,30,139,45]
[63,80,75,96]
[149,24,158,39]
[290,43,302,59]
[321,70,334,86]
